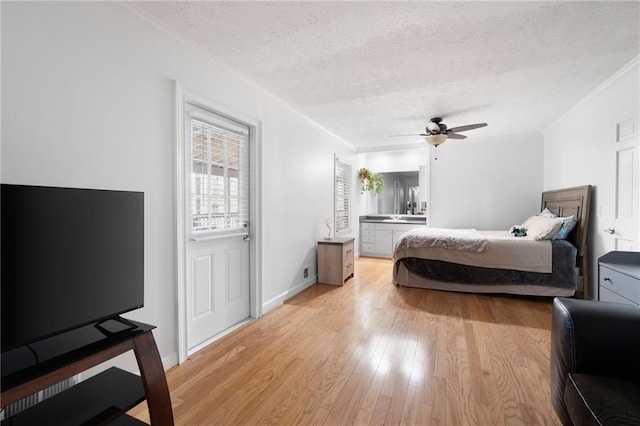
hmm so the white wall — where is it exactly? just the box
[429,134,544,229]
[1,2,355,369]
[543,59,639,299]
[364,149,429,173]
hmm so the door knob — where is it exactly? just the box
[604,227,615,234]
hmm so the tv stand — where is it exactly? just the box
[1,320,173,425]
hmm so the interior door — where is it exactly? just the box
[184,104,250,353]
[608,117,639,251]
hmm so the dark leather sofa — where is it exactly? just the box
[551,297,640,425]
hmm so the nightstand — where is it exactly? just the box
[317,237,355,286]
[598,251,640,306]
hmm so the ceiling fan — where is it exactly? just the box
[395,117,488,147]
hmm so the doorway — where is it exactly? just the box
[175,82,262,363]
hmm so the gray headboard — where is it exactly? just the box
[541,185,592,296]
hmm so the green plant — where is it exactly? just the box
[358,167,383,194]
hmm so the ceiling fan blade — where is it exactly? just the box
[389,133,420,138]
[447,133,467,139]
[447,123,487,133]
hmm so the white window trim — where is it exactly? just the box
[334,154,352,234]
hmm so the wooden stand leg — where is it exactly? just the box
[133,332,174,426]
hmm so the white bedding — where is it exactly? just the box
[393,229,552,273]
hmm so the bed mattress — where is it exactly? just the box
[392,231,577,296]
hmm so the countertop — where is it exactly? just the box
[359,215,427,224]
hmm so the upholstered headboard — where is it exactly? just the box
[541,185,592,296]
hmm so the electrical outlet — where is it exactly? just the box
[303,267,309,278]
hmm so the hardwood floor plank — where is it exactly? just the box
[233,357,308,425]
[370,394,393,426]
[323,369,372,425]
[427,375,448,425]
[128,257,561,425]
[351,353,391,424]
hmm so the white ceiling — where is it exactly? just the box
[133,1,640,152]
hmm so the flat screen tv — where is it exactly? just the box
[1,184,144,353]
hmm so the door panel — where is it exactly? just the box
[192,253,213,319]
[612,118,638,251]
[226,248,244,303]
[375,230,393,255]
[616,149,634,218]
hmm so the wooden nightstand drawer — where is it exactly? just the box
[344,259,354,280]
[343,241,354,259]
[599,265,640,304]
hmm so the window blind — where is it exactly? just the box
[187,104,249,237]
[335,156,352,233]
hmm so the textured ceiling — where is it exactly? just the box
[133,1,640,152]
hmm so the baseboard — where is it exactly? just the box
[161,352,179,371]
[262,275,317,313]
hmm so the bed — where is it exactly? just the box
[393,186,592,297]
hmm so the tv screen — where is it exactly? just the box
[1,184,144,352]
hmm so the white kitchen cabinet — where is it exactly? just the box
[360,221,423,258]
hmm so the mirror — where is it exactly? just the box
[375,171,425,215]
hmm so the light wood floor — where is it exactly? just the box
[131,257,561,425]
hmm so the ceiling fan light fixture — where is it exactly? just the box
[425,134,447,146]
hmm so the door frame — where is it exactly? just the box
[174,81,262,364]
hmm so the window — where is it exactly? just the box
[334,155,352,233]
[187,104,249,237]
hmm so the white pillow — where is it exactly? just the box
[538,207,558,218]
[523,216,564,240]
[521,208,557,228]
[521,215,538,229]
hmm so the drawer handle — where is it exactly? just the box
[346,249,352,254]
[604,277,612,283]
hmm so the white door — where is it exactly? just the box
[607,117,639,251]
[184,104,250,352]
